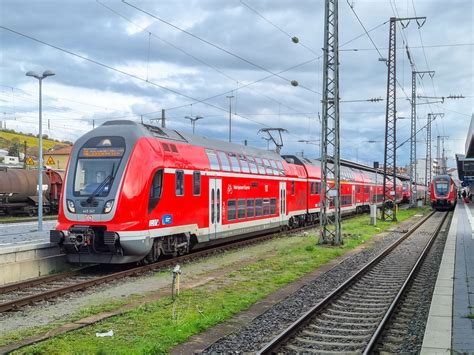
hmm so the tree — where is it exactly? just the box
[8,141,20,157]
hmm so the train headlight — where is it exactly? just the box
[103,200,114,214]
[66,199,76,213]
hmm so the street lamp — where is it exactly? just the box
[25,70,55,232]
[184,115,203,134]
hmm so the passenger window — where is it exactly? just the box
[206,150,220,170]
[263,159,273,175]
[255,158,265,174]
[228,153,241,172]
[255,199,263,216]
[270,198,276,214]
[247,156,259,174]
[227,200,236,220]
[193,171,201,196]
[148,169,163,213]
[238,154,250,173]
[175,170,184,196]
[270,160,278,175]
[238,199,246,219]
[247,199,255,218]
[263,198,270,215]
[276,161,285,175]
[217,151,231,171]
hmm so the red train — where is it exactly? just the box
[430,174,457,211]
[51,121,404,264]
[402,181,427,203]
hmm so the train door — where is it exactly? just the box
[280,181,286,223]
[209,178,222,240]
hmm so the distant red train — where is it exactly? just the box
[402,181,426,203]
[430,175,457,211]
[51,121,404,264]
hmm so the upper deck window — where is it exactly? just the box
[206,150,220,170]
[228,153,241,172]
[247,156,259,174]
[217,151,231,171]
[238,154,250,173]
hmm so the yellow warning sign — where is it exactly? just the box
[46,156,55,165]
[25,157,34,165]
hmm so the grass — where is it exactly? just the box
[9,208,427,354]
[0,215,57,223]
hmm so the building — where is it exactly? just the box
[412,158,439,186]
[456,114,474,190]
[43,145,72,170]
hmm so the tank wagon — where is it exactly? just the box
[51,120,404,264]
[430,174,457,211]
[0,168,63,215]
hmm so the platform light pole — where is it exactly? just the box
[226,95,234,142]
[26,70,55,232]
[184,115,203,134]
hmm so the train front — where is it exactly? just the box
[430,175,455,210]
[50,121,160,263]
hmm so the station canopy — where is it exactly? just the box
[456,114,474,185]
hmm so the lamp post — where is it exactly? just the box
[226,95,234,142]
[184,115,203,134]
[25,70,55,232]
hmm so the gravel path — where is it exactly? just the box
[205,215,427,353]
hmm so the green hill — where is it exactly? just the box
[0,129,70,156]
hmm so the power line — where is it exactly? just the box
[239,0,319,56]
[123,0,320,96]
[339,43,474,51]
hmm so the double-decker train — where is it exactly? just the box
[51,121,404,264]
[402,181,427,203]
[430,174,457,211]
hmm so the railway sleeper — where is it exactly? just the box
[301,330,369,341]
[292,336,366,350]
[309,324,374,335]
[284,344,344,354]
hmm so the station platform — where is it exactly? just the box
[422,202,474,353]
[0,220,70,285]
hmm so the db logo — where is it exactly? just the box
[85,214,93,221]
[227,184,233,194]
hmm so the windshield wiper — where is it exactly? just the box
[86,163,115,203]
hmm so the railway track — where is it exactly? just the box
[0,222,318,313]
[257,210,448,354]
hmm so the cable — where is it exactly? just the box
[97,0,316,123]
[122,0,320,96]
[239,0,319,56]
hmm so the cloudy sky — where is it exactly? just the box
[0,0,472,167]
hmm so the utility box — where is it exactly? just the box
[417,199,423,208]
[370,204,377,225]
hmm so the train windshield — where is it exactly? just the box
[435,181,449,195]
[73,136,125,197]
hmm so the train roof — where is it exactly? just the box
[101,120,284,162]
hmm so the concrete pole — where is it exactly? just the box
[38,78,43,232]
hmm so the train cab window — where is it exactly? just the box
[148,169,163,213]
[217,151,231,171]
[270,198,276,214]
[291,181,295,195]
[247,199,255,218]
[310,182,316,195]
[228,153,241,172]
[227,200,236,220]
[193,171,201,196]
[238,199,246,219]
[238,154,250,173]
[263,198,271,215]
[364,186,370,194]
[175,170,184,196]
[247,156,259,174]
[255,199,263,216]
[206,150,220,170]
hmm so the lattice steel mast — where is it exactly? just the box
[319,0,341,245]
[409,70,434,206]
[382,16,425,221]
